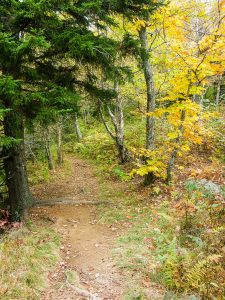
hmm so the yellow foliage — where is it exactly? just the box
[130,148,167,179]
[118,0,224,181]
[180,144,190,152]
[134,19,146,31]
[167,131,179,140]
[147,107,166,118]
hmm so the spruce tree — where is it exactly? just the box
[0,0,121,219]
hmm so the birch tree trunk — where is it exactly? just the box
[74,113,83,142]
[83,109,90,127]
[99,84,129,164]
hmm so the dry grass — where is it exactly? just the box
[0,222,60,300]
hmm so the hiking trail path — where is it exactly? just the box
[32,158,125,300]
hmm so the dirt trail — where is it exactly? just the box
[32,159,99,201]
[32,158,125,300]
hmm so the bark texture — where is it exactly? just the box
[43,128,54,170]
[57,118,63,166]
[215,76,222,107]
[139,26,155,151]
[99,88,129,164]
[3,111,34,220]
[139,26,156,185]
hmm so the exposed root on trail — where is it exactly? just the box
[34,198,109,207]
[67,282,102,300]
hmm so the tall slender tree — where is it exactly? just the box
[118,0,165,183]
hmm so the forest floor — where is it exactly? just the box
[30,157,163,300]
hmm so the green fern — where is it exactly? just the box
[185,255,223,295]
[163,255,185,290]
[186,258,208,287]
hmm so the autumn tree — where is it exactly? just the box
[131,0,225,182]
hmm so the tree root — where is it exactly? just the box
[71,286,101,300]
[67,282,102,300]
[34,198,110,207]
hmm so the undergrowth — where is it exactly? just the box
[27,156,73,186]
[64,118,146,177]
[99,179,225,299]
[0,222,60,300]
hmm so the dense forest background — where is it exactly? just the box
[0,0,225,299]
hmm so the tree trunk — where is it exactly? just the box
[139,26,155,150]
[74,113,83,142]
[139,26,156,184]
[215,76,222,107]
[43,128,54,170]
[3,111,34,220]
[108,84,129,164]
[83,109,90,126]
[115,138,129,164]
[166,110,186,183]
[99,81,129,164]
[99,105,129,164]
[57,118,63,166]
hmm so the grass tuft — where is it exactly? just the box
[0,223,60,300]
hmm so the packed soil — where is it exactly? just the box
[32,158,125,300]
[32,159,100,201]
